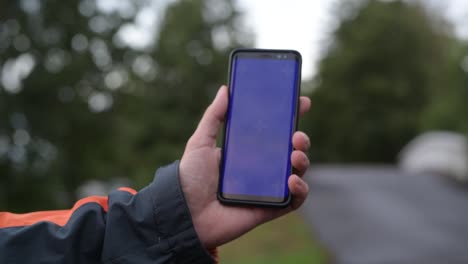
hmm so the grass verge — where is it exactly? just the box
[219,212,327,264]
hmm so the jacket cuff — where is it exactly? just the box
[147,160,215,264]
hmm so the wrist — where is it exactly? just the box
[151,161,215,263]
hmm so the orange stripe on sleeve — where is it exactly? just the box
[0,196,109,229]
[0,187,139,229]
[118,187,137,195]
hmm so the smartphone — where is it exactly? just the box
[218,49,302,207]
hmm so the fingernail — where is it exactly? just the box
[299,179,309,193]
[295,178,304,191]
[215,85,226,98]
[305,135,311,149]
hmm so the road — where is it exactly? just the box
[300,165,468,264]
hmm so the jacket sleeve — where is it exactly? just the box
[0,161,216,264]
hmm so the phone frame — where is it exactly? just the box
[217,48,302,207]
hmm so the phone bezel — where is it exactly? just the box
[217,48,302,207]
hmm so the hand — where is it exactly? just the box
[179,85,311,249]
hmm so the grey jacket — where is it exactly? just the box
[0,161,215,264]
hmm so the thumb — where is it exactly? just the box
[188,85,228,149]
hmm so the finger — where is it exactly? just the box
[288,175,309,210]
[188,85,228,149]
[291,150,309,177]
[299,96,311,117]
[292,131,310,152]
[254,175,310,222]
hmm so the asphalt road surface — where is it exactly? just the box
[300,165,468,264]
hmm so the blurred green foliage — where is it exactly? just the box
[302,0,468,163]
[421,41,468,134]
[0,0,250,212]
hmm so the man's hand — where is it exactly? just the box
[180,85,311,249]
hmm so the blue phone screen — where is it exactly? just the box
[220,53,300,203]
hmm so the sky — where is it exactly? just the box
[237,0,468,80]
[92,0,468,81]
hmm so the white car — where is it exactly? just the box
[399,131,468,182]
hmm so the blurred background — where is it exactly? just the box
[1,0,467,263]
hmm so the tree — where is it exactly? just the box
[0,0,249,212]
[120,0,251,188]
[1,0,136,211]
[420,40,468,134]
[301,0,450,162]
